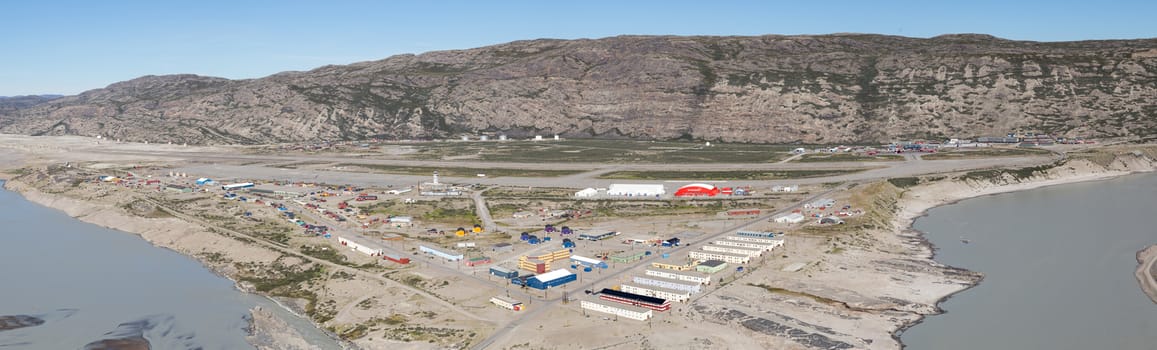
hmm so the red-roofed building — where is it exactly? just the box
[674,183,720,197]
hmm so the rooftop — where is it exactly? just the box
[532,268,574,282]
[698,259,727,267]
[599,288,667,305]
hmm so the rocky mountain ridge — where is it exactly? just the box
[2,33,1155,144]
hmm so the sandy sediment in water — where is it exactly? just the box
[1135,245,1157,304]
[246,307,321,350]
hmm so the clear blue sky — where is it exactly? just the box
[2,0,1154,96]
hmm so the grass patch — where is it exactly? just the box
[336,163,580,178]
[886,177,920,188]
[748,283,845,306]
[920,147,1052,160]
[959,162,1059,182]
[381,139,797,163]
[300,245,349,265]
[598,169,865,180]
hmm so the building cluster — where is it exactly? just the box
[581,230,783,322]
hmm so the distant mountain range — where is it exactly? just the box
[1,34,1155,144]
[0,95,62,110]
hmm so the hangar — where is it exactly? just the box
[674,183,720,197]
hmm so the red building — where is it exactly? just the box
[674,183,720,197]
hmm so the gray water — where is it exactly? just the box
[0,182,340,349]
[901,174,1157,349]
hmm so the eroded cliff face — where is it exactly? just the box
[3,34,1156,144]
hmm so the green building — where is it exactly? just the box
[696,259,728,274]
[610,250,646,263]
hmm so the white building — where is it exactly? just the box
[690,250,750,264]
[621,283,691,303]
[607,184,665,197]
[644,269,711,285]
[712,240,782,251]
[581,299,652,321]
[574,188,599,197]
[772,185,799,192]
[632,276,702,294]
[702,245,762,257]
[774,212,806,223]
[725,236,783,245]
[490,296,523,311]
[419,245,464,261]
[337,236,383,256]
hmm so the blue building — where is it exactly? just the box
[526,269,576,290]
[489,266,518,279]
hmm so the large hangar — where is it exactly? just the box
[674,183,720,197]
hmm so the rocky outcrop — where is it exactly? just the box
[2,34,1156,144]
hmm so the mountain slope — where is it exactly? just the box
[2,34,1156,144]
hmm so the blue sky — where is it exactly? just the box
[1,0,1154,96]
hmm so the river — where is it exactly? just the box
[901,174,1157,349]
[0,182,339,349]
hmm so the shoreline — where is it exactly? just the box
[889,160,1157,345]
[0,179,345,349]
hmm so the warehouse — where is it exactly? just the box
[774,212,806,223]
[606,184,665,197]
[580,299,652,321]
[632,276,702,294]
[673,183,720,197]
[221,182,255,191]
[579,231,619,241]
[621,283,691,303]
[489,266,518,279]
[726,235,782,245]
[598,288,671,311]
[526,269,576,290]
[735,230,778,238]
[419,245,464,261]
[644,269,711,285]
[713,239,781,251]
[338,236,384,256]
[695,260,728,274]
[610,250,647,263]
[689,250,751,264]
[492,242,513,252]
[702,245,762,257]
[570,255,609,269]
[490,296,523,311]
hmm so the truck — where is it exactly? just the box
[356,195,378,201]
